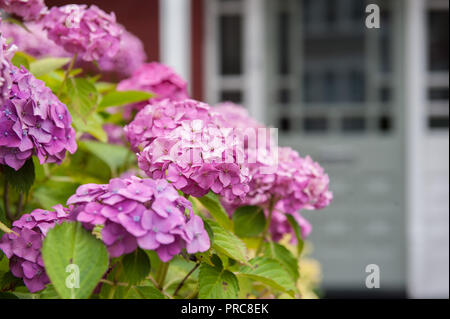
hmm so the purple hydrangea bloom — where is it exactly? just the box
[117,62,188,118]
[0,48,77,170]
[42,4,122,62]
[0,205,72,293]
[0,0,47,21]
[67,176,210,261]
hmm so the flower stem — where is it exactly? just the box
[3,180,13,223]
[173,263,200,297]
[57,54,78,97]
[156,262,170,290]
[255,199,276,256]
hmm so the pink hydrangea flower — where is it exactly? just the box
[0,205,72,292]
[97,27,147,79]
[133,99,251,201]
[0,21,70,58]
[125,98,210,151]
[117,62,189,118]
[216,103,332,213]
[0,36,77,170]
[42,4,122,62]
[0,0,47,21]
[67,176,210,261]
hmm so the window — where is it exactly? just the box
[427,8,449,130]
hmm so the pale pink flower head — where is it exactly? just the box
[67,176,210,261]
[42,4,122,62]
[0,205,72,293]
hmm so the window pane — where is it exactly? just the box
[428,11,449,71]
[220,90,243,103]
[342,117,366,132]
[303,117,328,132]
[219,15,242,75]
[278,11,290,75]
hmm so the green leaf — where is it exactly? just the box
[232,206,265,237]
[41,222,109,299]
[264,242,299,282]
[127,286,165,299]
[198,263,239,299]
[79,140,133,175]
[29,57,70,77]
[286,214,305,257]
[2,158,35,193]
[39,285,60,299]
[11,52,32,70]
[72,113,107,142]
[238,257,297,296]
[121,248,151,285]
[95,82,116,94]
[67,77,99,120]
[197,192,232,231]
[208,220,247,264]
[98,90,152,110]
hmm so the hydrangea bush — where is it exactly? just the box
[0,1,332,300]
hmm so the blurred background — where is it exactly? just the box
[47,0,449,298]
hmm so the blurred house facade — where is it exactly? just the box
[49,0,449,298]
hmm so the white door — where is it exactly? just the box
[264,0,407,293]
[205,0,408,294]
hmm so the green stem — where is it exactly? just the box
[156,262,170,290]
[57,54,78,97]
[16,192,23,218]
[3,180,13,223]
[107,284,117,299]
[173,263,200,297]
[255,198,276,256]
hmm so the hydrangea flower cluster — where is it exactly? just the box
[0,21,70,59]
[237,147,333,214]
[117,62,189,117]
[127,98,251,200]
[0,0,47,21]
[0,205,72,292]
[0,61,77,170]
[216,103,332,214]
[97,27,147,79]
[67,176,210,261]
[42,4,122,62]
[125,98,210,151]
